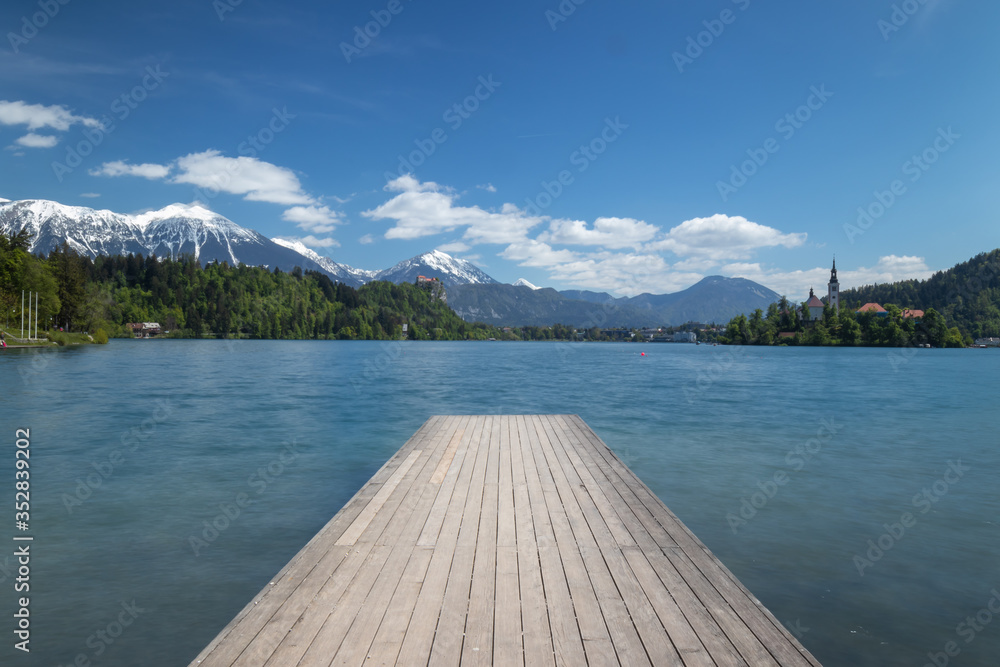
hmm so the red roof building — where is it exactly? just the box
[903,309,924,319]
[805,288,825,321]
[856,303,887,314]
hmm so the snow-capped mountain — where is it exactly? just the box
[513,278,540,290]
[270,238,375,285]
[0,199,366,285]
[373,250,498,287]
[0,199,499,289]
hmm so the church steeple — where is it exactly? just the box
[827,256,840,313]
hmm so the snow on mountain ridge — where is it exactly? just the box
[0,198,500,289]
[513,278,540,290]
[132,202,227,229]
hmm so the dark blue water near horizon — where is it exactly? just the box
[0,339,998,666]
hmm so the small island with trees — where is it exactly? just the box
[719,252,1000,347]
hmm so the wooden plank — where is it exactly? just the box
[431,426,466,484]
[330,484,439,665]
[427,416,493,666]
[494,546,524,666]
[260,423,446,667]
[364,546,434,666]
[557,415,748,667]
[193,417,440,667]
[527,416,616,665]
[562,415,814,667]
[418,415,473,547]
[535,415,661,667]
[335,447,424,546]
[462,415,500,666]
[512,415,556,667]
[397,415,485,666]
[191,415,821,667]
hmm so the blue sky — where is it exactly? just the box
[1,0,997,299]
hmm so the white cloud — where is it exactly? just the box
[719,255,933,301]
[79,192,101,198]
[15,133,58,148]
[361,176,814,297]
[282,205,341,234]
[539,216,658,249]
[385,174,443,194]
[672,257,719,272]
[0,100,101,132]
[868,254,932,278]
[476,183,497,192]
[90,160,171,180]
[363,176,544,244]
[358,234,376,245]
[437,241,470,253]
[276,234,340,249]
[650,214,806,260]
[171,150,314,205]
[500,240,580,268]
[501,241,694,295]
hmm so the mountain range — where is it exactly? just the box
[446,277,780,327]
[0,197,781,326]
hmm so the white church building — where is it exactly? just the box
[804,259,840,322]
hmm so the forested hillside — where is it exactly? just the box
[719,250,1000,346]
[839,249,1000,339]
[0,236,501,340]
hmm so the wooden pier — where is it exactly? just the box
[190,415,821,666]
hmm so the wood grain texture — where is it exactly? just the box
[189,415,821,667]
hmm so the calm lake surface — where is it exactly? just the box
[0,340,997,666]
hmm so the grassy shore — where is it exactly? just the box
[1,329,103,347]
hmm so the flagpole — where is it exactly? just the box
[27,291,31,341]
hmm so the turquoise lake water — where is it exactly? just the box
[0,340,998,666]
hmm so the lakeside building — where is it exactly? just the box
[805,288,825,321]
[974,337,1000,347]
[800,259,840,322]
[127,322,161,338]
[828,258,840,313]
